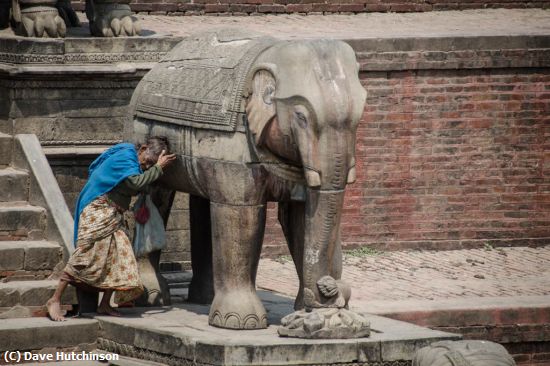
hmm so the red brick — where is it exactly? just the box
[204,3,230,12]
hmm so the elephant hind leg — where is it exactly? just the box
[188,195,214,304]
[209,202,267,330]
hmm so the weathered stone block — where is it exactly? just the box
[0,133,12,166]
[0,317,98,351]
[0,285,20,307]
[172,192,189,209]
[166,210,190,231]
[0,242,25,271]
[0,168,29,202]
[18,282,58,306]
[13,117,125,143]
[0,204,46,234]
[0,280,76,308]
[24,241,62,271]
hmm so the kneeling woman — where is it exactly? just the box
[47,137,176,321]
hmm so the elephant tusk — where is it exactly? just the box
[347,166,356,184]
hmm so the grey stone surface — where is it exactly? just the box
[162,271,193,284]
[0,241,61,271]
[0,132,12,166]
[0,242,26,271]
[0,202,46,235]
[0,317,98,351]
[0,167,29,202]
[23,241,63,270]
[96,293,459,365]
[0,280,76,308]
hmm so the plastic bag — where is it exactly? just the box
[132,194,166,258]
[134,194,150,224]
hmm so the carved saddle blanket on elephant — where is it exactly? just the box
[133,31,276,132]
[63,196,143,304]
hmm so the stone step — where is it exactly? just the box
[0,317,98,352]
[162,271,192,289]
[0,241,62,278]
[0,133,12,167]
[0,280,77,318]
[0,203,46,240]
[0,168,29,202]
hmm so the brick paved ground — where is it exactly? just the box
[256,246,550,311]
[133,8,550,39]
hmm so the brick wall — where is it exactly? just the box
[70,0,550,15]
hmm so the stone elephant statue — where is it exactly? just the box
[0,0,139,37]
[413,341,516,366]
[125,30,369,335]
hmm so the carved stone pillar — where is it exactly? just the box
[12,0,66,37]
[86,0,140,37]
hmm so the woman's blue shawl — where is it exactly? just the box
[73,143,142,246]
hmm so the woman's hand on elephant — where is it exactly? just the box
[157,150,176,169]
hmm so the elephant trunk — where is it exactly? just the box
[302,186,345,309]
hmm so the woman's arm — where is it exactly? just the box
[125,164,163,191]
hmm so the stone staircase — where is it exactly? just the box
[0,132,76,318]
[0,132,101,356]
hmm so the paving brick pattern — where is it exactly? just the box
[70,0,550,16]
[132,9,550,39]
[256,246,550,307]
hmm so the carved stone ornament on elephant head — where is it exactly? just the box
[0,0,139,37]
[125,30,370,338]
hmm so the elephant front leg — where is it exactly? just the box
[208,202,268,330]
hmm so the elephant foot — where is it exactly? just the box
[89,3,140,37]
[209,290,267,330]
[278,308,370,339]
[16,5,66,37]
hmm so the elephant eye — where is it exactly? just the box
[294,111,307,128]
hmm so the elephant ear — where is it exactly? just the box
[245,69,276,146]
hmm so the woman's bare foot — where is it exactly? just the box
[97,303,121,317]
[46,299,66,321]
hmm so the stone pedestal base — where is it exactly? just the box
[94,291,461,365]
